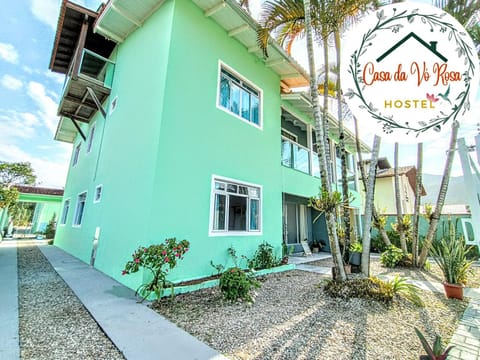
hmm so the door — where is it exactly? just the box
[285,203,308,244]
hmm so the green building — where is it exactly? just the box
[50,0,368,289]
[0,185,63,236]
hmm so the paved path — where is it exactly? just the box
[0,241,19,359]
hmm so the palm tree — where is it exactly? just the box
[361,135,381,276]
[394,143,408,253]
[412,143,423,266]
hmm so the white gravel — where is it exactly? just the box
[152,270,468,360]
[18,246,125,360]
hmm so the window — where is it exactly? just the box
[60,199,70,225]
[109,96,118,115]
[87,125,95,153]
[94,185,102,203]
[218,65,261,127]
[73,192,87,226]
[72,143,81,166]
[210,177,261,234]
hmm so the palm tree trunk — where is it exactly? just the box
[417,121,459,267]
[394,142,407,252]
[334,30,352,262]
[322,37,333,185]
[412,143,423,266]
[361,135,381,277]
[353,116,391,247]
[304,0,345,281]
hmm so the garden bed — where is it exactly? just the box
[152,268,469,359]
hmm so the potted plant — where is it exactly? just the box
[349,241,362,266]
[415,327,453,360]
[311,239,321,253]
[430,237,473,300]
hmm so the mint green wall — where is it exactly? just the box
[54,0,361,288]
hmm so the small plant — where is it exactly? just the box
[122,238,189,301]
[350,241,362,252]
[388,275,423,307]
[380,245,405,268]
[44,213,57,239]
[430,237,473,285]
[248,242,280,270]
[219,267,260,303]
[415,327,454,360]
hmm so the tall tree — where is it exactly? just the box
[417,121,459,267]
[0,161,36,239]
[412,143,423,266]
[361,135,381,276]
[304,0,346,280]
[394,143,407,252]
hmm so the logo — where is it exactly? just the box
[341,3,479,142]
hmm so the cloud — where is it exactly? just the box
[0,110,40,139]
[1,75,23,90]
[44,70,65,84]
[0,43,19,64]
[0,142,69,188]
[30,0,61,30]
[26,81,59,134]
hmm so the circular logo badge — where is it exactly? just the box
[341,3,479,142]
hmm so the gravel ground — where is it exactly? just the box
[152,269,468,360]
[18,245,125,360]
[309,257,480,287]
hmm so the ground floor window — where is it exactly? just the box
[60,199,70,225]
[211,177,261,234]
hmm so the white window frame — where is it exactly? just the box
[109,96,118,115]
[93,184,103,203]
[216,61,263,130]
[73,191,87,227]
[59,198,70,226]
[208,175,262,237]
[72,143,81,167]
[86,124,96,154]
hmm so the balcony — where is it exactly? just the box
[58,49,115,123]
[282,137,318,177]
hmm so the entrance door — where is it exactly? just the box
[285,203,308,244]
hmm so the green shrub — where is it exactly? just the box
[219,267,260,303]
[44,213,56,239]
[380,245,405,268]
[430,237,473,285]
[248,242,280,270]
[324,276,423,306]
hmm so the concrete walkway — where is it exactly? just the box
[0,241,19,359]
[0,240,226,360]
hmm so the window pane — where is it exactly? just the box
[248,187,259,198]
[228,195,247,231]
[227,184,237,193]
[250,199,259,230]
[241,90,250,120]
[281,139,292,167]
[230,84,240,115]
[251,96,259,125]
[219,75,230,109]
[213,194,226,230]
[215,182,225,191]
[239,186,248,195]
[61,200,70,224]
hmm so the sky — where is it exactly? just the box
[0,0,478,188]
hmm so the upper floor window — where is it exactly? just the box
[218,64,261,127]
[94,185,102,203]
[72,143,81,166]
[73,192,87,227]
[210,177,261,235]
[60,199,70,225]
[87,125,95,153]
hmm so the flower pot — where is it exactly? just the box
[443,282,464,300]
[349,252,361,266]
[312,247,319,253]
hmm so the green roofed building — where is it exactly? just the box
[49,0,369,289]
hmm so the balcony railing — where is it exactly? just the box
[281,137,312,176]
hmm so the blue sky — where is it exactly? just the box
[0,0,478,188]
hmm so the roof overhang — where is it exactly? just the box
[54,117,78,143]
[281,92,371,153]
[94,0,309,90]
